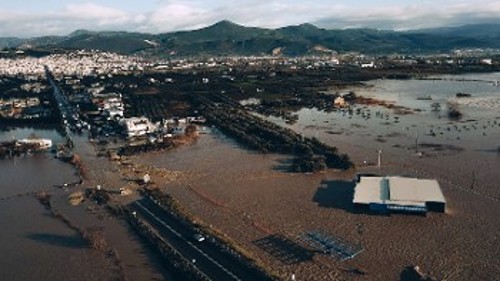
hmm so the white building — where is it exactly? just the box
[107,107,124,118]
[480,58,493,65]
[16,138,53,150]
[333,96,347,108]
[353,176,446,213]
[121,117,156,138]
[361,61,375,68]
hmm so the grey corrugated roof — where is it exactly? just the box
[353,176,384,204]
[353,176,446,205]
[389,177,445,203]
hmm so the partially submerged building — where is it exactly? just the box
[16,138,53,150]
[353,176,446,214]
[120,117,157,138]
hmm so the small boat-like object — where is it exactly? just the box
[16,138,53,150]
[416,94,432,100]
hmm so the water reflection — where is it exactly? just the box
[0,128,77,196]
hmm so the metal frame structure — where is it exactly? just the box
[300,231,363,261]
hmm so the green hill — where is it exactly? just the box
[2,21,500,56]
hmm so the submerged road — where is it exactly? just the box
[45,67,82,133]
[130,197,271,281]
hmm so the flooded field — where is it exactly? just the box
[0,127,66,142]
[0,128,113,280]
[0,128,79,195]
[0,128,176,281]
[1,72,499,280]
[0,196,114,281]
[353,72,500,117]
[130,73,500,280]
[0,156,77,196]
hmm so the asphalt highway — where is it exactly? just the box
[130,197,271,281]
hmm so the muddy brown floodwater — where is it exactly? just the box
[1,73,499,281]
[129,73,500,281]
[129,129,500,280]
[0,130,173,281]
[0,196,116,281]
[0,130,115,281]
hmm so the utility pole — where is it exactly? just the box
[357,223,365,247]
[415,133,419,153]
[470,171,476,190]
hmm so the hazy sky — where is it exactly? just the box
[1,0,500,37]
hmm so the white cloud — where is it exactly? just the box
[314,1,500,30]
[0,3,134,37]
[62,3,134,28]
[1,0,500,37]
[143,0,335,30]
[148,3,211,31]
[64,2,128,20]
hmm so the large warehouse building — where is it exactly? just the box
[353,176,446,214]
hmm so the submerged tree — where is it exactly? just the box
[82,226,107,251]
[430,102,441,112]
[291,155,327,173]
[446,102,463,120]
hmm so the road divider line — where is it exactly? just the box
[134,200,242,281]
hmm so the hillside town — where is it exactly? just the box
[1,48,499,79]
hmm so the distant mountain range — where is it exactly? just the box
[2,20,500,56]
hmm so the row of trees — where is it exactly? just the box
[197,94,353,172]
[117,140,174,156]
